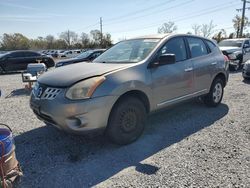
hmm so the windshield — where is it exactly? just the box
[93,39,160,63]
[218,40,243,47]
[76,50,93,59]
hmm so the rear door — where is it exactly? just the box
[24,52,42,64]
[150,36,194,108]
[186,37,214,93]
[6,52,25,71]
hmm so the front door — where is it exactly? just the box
[150,37,194,108]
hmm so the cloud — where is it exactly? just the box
[0,2,38,10]
[0,13,67,22]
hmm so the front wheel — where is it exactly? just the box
[106,97,147,145]
[203,78,224,107]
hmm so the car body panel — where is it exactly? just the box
[0,50,54,72]
[30,34,228,134]
[38,62,130,87]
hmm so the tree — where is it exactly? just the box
[45,35,55,49]
[200,20,216,38]
[232,15,250,38]
[228,33,234,39]
[90,30,102,45]
[102,33,112,48]
[80,32,90,48]
[158,21,177,34]
[192,24,201,35]
[59,30,78,48]
[213,29,227,42]
[0,33,30,50]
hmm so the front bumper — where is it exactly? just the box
[30,89,118,134]
[228,59,240,67]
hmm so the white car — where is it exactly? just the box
[58,50,81,58]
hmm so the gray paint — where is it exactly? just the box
[30,34,228,134]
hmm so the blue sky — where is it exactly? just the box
[0,0,247,42]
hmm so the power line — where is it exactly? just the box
[109,1,240,34]
[104,0,195,26]
[104,0,176,23]
[74,22,99,32]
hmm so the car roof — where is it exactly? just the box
[128,33,215,42]
[129,34,170,40]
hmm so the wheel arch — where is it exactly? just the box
[213,72,227,88]
[111,90,150,114]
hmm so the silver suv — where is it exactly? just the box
[219,38,250,71]
[30,34,228,145]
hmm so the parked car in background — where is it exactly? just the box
[219,38,250,71]
[55,49,105,67]
[58,50,73,58]
[242,59,250,80]
[0,50,55,74]
[30,34,228,145]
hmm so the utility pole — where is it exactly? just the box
[100,17,103,47]
[239,0,250,37]
[67,29,70,48]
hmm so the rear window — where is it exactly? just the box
[205,40,217,52]
[187,37,208,58]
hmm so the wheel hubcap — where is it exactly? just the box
[213,83,222,103]
[120,108,137,133]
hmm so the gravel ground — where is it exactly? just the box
[0,72,249,188]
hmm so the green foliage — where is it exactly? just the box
[0,30,113,51]
[232,15,250,38]
[0,33,30,50]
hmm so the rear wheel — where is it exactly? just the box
[106,97,147,145]
[203,78,224,107]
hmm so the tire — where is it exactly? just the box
[0,66,4,74]
[203,78,224,107]
[106,97,147,145]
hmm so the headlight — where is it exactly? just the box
[66,76,105,100]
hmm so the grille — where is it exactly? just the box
[41,87,61,100]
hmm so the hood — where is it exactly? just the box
[38,62,129,87]
[219,46,242,53]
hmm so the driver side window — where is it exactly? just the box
[158,37,187,62]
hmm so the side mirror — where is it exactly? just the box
[149,54,176,68]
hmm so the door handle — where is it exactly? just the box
[184,67,193,72]
[211,62,217,65]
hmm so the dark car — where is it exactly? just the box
[55,49,105,68]
[0,50,55,74]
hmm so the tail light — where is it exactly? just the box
[223,55,229,62]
